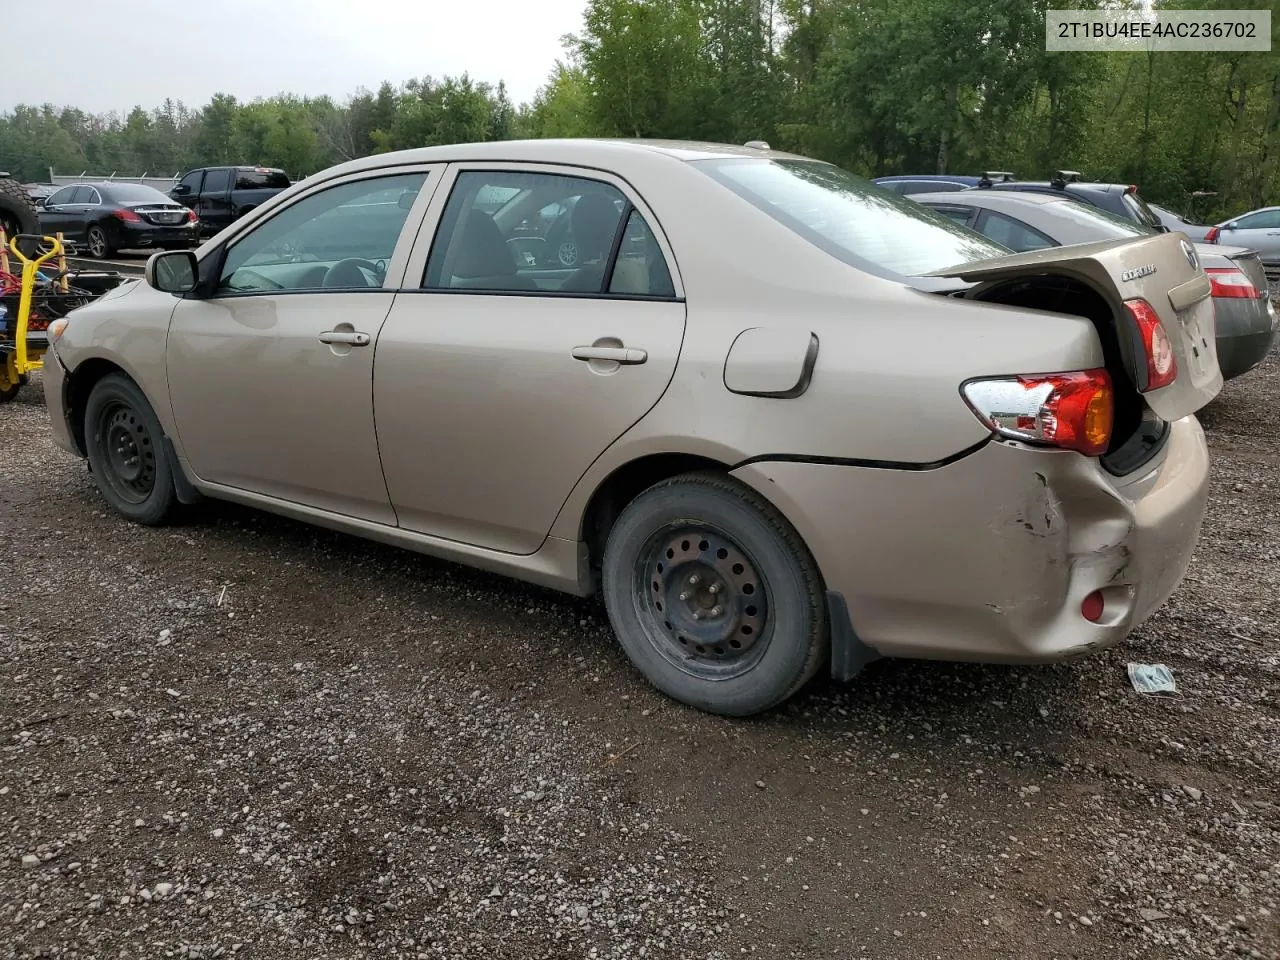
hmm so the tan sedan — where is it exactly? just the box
[41,140,1221,716]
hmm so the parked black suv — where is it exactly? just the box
[975,171,1165,231]
[170,166,291,237]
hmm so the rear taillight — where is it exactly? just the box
[962,370,1114,457]
[112,208,141,222]
[186,209,198,224]
[1124,298,1177,392]
[1203,226,1220,243]
[1204,266,1262,299]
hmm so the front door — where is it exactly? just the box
[375,165,687,554]
[1223,209,1280,260]
[166,168,436,524]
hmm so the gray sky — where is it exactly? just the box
[6,0,586,114]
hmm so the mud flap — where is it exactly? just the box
[828,591,881,682]
[163,436,205,505]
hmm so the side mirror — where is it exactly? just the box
[1224,222,1237,230]
[146,250,199,294]
[171,183,191,197]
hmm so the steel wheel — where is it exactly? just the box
[83,373,178,525]
[637,526,771,680]
[602,471,829,716]
[87,225,109,259]
[94,401,157,504]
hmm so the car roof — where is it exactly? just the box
[911,190,1066,207]
[982,180,1128,195]
[305,138,815,183]
[874,174,982,183]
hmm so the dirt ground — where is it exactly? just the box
[2,349,1277,960]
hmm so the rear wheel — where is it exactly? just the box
[86,224,112,259]
[84,373,177,525]
[601,472,829,716]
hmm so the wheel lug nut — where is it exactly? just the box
[678,592,690,601]
[688,574,700,585]
[708,584,720,595]
[710,605,723,617]
[692,611,702,620]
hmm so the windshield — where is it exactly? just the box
[101,183,175,204]
[694,158,1007,278]
[1051,199,1158,239]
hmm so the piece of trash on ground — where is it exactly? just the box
[1128,662,1177,696]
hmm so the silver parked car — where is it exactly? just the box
[1204,205,1280,285]
[911,190,1277,381]
[1149,203,1214,242]
[42,139,1220,716]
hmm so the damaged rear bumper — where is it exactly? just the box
[732,416,1210,670]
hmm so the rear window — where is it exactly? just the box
[695,158,1006,279]
[1050,200,1157,239]
[1121,190,1163,230]
[100,183,173,204]
[235,169,290,189]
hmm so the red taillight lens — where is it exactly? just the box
[186,209,198,224]
[1204,266,1262,299]
[112,208,141,222]
[1203,226,1220,243]
[1124,298,1177,392]
[962,369,1114,457]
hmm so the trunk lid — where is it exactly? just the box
[127,202,190,226]
[926,233,1222,422]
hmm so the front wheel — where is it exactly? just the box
[602,472,829,716]
[84,373,178,525]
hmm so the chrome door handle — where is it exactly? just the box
[571,345,647,364]
[318,330,370,346]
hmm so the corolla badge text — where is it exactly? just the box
[1121,263,1158,282]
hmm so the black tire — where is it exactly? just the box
[84,373,177,525]
[601,471,829,717]
[0,380,21,403]
[0,176,39,241]
[86,224,113,259]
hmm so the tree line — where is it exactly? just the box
[2,0,1277,221]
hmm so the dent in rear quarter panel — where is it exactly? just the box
[727,434,1195,664]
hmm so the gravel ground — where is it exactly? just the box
[2,349,1278,960]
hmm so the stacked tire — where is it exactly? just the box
[0,174,40,242]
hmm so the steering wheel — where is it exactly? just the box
[321,258,386,289]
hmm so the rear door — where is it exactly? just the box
[197,168,233,232]
[373,163,687,554]
[930,232,1222,420]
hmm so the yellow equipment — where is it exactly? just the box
[0,231,70,401]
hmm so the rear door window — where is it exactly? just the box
[202,169,231,194]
